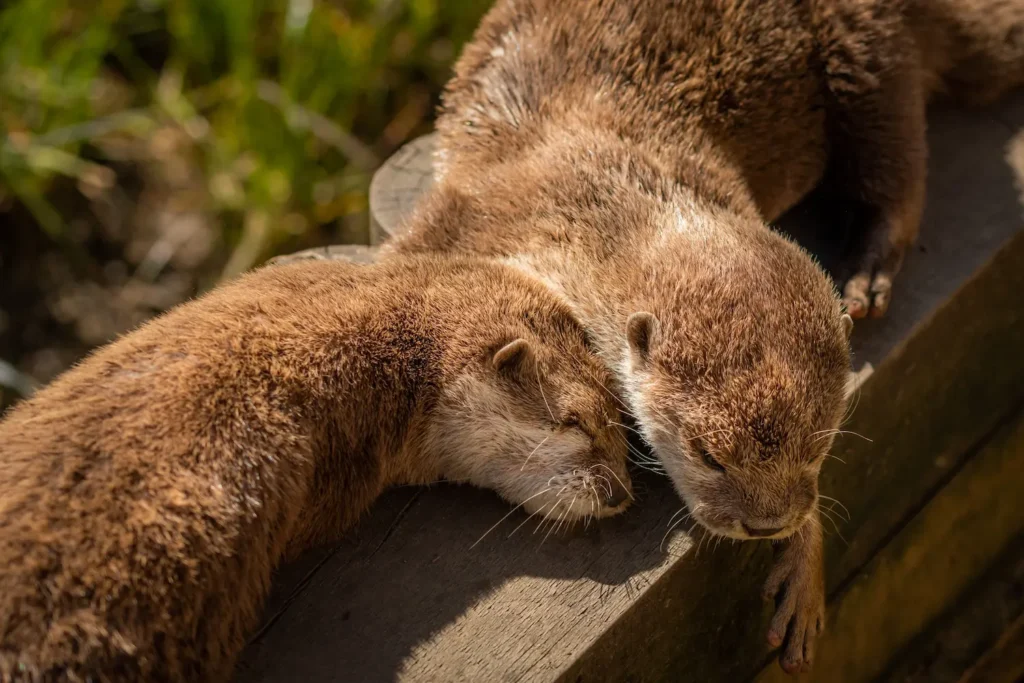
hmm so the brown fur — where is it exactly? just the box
[429,0,1024,319]
[388,0,1024,672]
[0,255,631,682]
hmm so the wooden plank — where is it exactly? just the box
[960,614,1024,683]
[237,99,1024,682]
[877,535,1024,683]
[264,244,379,267]
[367,133,437,245]
[752,409,1024,683]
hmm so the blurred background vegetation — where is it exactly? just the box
[0,0,492,407]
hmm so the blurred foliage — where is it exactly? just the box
[0,0,492,402]
[0,0,490,264]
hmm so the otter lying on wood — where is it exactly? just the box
[0,255,632,682]
[388,0,1024,673]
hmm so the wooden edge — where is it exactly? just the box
[368,133,437,245]
[755,409,1024,683]
[238,220,1024,683]
[877,535,1024,683]
[558,231,1024,683]
[961,614,1024,683]
[264,244,379,267]
[250,96,1024,682]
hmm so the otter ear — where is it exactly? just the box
[493,339,535,376]
[626,312,658,368]
[841,313,854,341]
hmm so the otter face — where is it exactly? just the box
[622,308,852,541]
[432,335,632,524]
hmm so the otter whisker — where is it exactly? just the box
[823,453,847,465]
[694,527,712,557]
[842,380,864,425]
[558,494,579,535]
[471,487,553,549]
[816,505,848,545]
[608,420,646,438]
[520,434,551,471]
[818,494,850,521]
[813,429,871,443]
[592,473,612,498]
[624,441,664,466]
[592,376,637,418]
[542,498,574,546]
[625,456,669,477]
[623,447,665,468]
[625,447,663,467]
[535,365,557,423]
[508,500,552,539]
[593,463,633,501]
[533,485,570,534]
[686,428,733,443]
[585,485,597,529]
[643,402,677,428]
[661,504,702,552]
[665,506,689,529]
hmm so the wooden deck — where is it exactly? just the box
[235,92,1024,683]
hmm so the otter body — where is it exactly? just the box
[391,0,1024,672]
[432,0,1024,318]
[0,256,631,682]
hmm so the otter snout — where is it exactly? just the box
[604,477,631,509]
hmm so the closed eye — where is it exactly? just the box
[700,447,726,473]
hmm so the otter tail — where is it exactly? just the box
[908,0,1024,105]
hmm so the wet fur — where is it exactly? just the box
[389,0,1024,672]
[0,255,630,682]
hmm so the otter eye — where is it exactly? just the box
[701,448,726,473]
[562,414,580,428]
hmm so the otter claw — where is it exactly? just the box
[841,238,905,320]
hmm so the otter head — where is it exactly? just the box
[621,238,853,541]
[429,312,633,524]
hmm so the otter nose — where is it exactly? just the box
[742,522,785,538]
[604,478,631,509]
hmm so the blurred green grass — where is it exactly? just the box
[0,0,492,402]
[0,0,490,266]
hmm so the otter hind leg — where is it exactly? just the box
[826,77,928,319]
[814,1,929,318]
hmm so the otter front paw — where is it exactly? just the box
[838,211,911,320]
[762,533,826,675]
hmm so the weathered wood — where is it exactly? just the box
[367,133,437,245]
[960,614,1024,683]
[265,243,379,267]
[877,535,1024,683]
[753,409,1024,683]
[238,95,1024,682]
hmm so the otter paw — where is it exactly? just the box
[842,269,892,320]
[840,235,906,320]
[763,553,826,675]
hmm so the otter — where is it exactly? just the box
[0,255,632,682]
[386,0,1024,673]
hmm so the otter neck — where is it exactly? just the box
[282,305,457,546]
